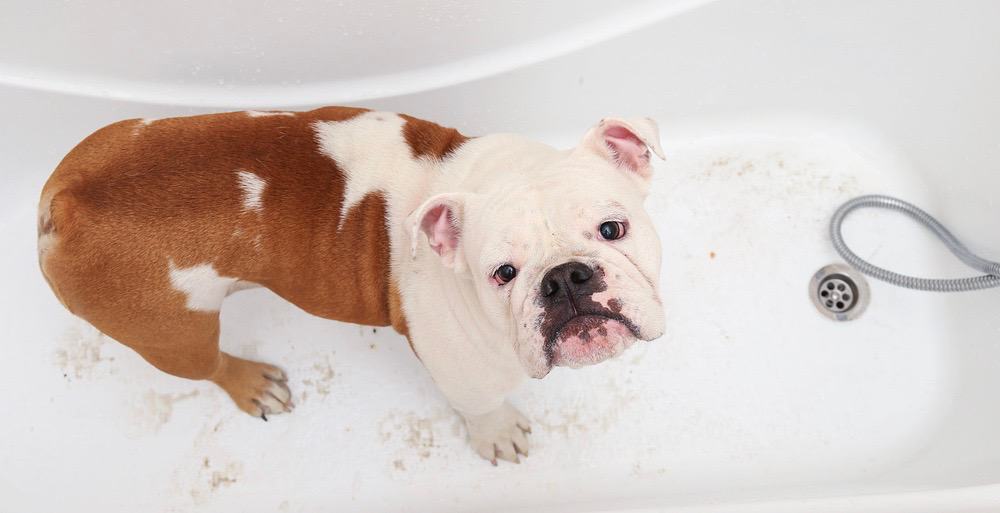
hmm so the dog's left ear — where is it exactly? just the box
[576,117,665,182]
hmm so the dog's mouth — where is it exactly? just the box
[543,311,641,369]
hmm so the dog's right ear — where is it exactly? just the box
[406,192,471,271]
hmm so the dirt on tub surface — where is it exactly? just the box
[298,354,336,403]
[130,389,200,434]
[55,322,116,380]
[193,457,243,497]
[378,409,464,470]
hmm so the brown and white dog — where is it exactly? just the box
[37,107,666,464]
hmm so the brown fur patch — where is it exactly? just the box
[400,114,469,160]
[38,106,466,385]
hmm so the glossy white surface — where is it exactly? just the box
[1,1,999,512]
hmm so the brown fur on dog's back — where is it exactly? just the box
[39,107,467,378]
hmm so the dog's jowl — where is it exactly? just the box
[38,107,666,463]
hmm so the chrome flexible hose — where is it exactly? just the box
[830,195,1000,292]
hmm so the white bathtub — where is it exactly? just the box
[2,1,999,511]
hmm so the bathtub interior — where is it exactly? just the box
[2,0,1000,512]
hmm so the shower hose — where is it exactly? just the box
[830,195,1000,292]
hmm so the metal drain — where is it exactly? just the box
[819,276,855,312]
[810,264,869,321]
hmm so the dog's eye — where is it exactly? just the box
[494,264,518,284]
[598,221,627,240]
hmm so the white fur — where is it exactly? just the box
[465,401,531,463]
[37,233,57,261]
[313,111,431,230]
[131,118,157,136]
[37,193,56,261]
[246,110,295,118]
[235,170,266,213]
[393,119,665,438]
[312,111,531,420]
[167,262,238,312]
[318,115,665,461]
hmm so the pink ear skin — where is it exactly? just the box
[578,117,665,183]
[407,192,469,270]
[604,125,653,176]
[574,118,665,185]
[420,204,459,258]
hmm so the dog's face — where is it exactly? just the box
[408,118,666,378]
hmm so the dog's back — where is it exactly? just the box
[40,107,421,327]
[36,107,466,417]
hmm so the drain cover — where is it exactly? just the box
[810,264,869,321]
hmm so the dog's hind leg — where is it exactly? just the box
[131,314,295,420]
[41,224,292,419]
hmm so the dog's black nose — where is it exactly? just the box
[540,261,595,299]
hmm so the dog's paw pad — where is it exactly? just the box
[465,402,531,465]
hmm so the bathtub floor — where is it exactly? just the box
[0,122,959,512]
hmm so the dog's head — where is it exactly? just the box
[407,117,666,378]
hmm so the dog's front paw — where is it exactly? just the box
[211,354,294,420]
[464,402,531,465]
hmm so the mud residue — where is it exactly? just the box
[55,323,115,379]
[299,354,335,403]
[191,457,243,498]
[381,414,434,459]
[131,389,200,434]
[379,409,462,469]
[536,408,583,437]
[357,326,379,336]
[700,151,861,199]
[209,467,239,490]
[710,156,732,168]
[630,460,669,478]
[164,397,246,508]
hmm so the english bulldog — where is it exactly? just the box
[37,107,666,464]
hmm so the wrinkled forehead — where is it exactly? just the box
[471,187,547,250]
[468,165,640,262]
[495,157,639,210]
